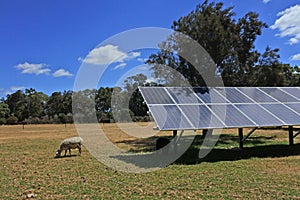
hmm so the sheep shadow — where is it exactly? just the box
[54,154,79,159]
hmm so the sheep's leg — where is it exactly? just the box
[78,146,81,155]
[64,150,67,157]
[69,148,71,156]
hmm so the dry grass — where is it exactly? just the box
[0,124,299,199]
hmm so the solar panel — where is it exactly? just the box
[139,87,174,104]
[235,104,283,126]
[259,88,299,102]
[167,87,201,104]
[212,104,256,127]
[281,87,300,100]
[194,87,228,103]
[179,105,224,128]
[148,105,193,130]
[139,87,300,130]
[285,103,300,114]
[261,104,300,125]
[236,87,276,103]
[222,88,254,103]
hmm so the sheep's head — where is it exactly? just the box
[55,149,61,158]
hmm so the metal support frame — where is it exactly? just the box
[294,131,300,139]
[173,130,185,144]
[289,126,294,145]
[287,126,300,146]
[171,130,185,153]
[173,130,177,137]
[239,126,299,148]
[238,127,258,149]
[238,128,244,149]
[171,125,299,151]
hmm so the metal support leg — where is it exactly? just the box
[238,128,243,149]
[288,126,294,146]
[173,130,177,137]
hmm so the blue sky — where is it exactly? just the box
[1,0,300,98]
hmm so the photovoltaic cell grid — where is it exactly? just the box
[139,87,300,130]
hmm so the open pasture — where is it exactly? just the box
[0,124,299,199]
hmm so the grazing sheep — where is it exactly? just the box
[55,137,83,157]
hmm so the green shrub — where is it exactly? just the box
[0,117,6,125]
[6,116,18,125]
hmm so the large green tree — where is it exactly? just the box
[0,102,10,124]
[250,47,293,86]
[24,88,48,119]
[124,74,148,117]
[147,1,289,86]
[5,90,25,121]
[95,87,113,121]
[45,91,63,119]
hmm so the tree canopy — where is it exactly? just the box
[147,0,295,86]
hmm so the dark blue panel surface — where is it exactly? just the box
[140,87,300,130]
[194,87,227,104]
[260,88,299,102]
[262,104,300,125]
[211,105,255,127]
[167,87,202,104]
[285,103,300,115]
[280,88,300,101]
[223,88,253,103]
[139,87,174,104]
[235,104,283,126]
[180,105,224,128]
[236,87,276,103]
[148,105,193,130]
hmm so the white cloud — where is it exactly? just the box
[15,62,51,75]
[4,86,26,95]
[82,44,141,65]
[291,53,300,61]
[53,69,73,77]
[10,86,26,91]
[128,51,141,59]
[113,63,127,70]
[271,5,300,45]
[83,45,128,65]
[146,77,161,84]
[137,57,148,63]
[137,66,148,71]
[263,0,271,4]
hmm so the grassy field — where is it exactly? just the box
[0,124,299,199]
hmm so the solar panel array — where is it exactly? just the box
[139,87,300,130]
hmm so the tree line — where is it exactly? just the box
[0,81,151,125]
[1,1,300,125]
